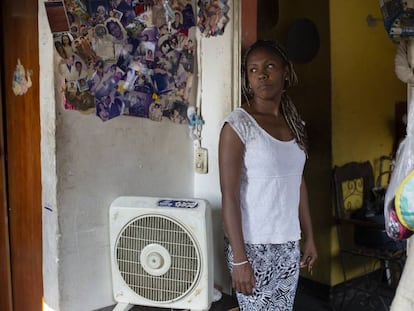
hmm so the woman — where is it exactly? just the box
[106,18,125,41]
[54,41,68,59]
[61,33,74,58]
[219,40,317,310]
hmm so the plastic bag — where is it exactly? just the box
[384,99,414,240]
[384,39,414,240]
[395,169,414,230]
[384,138,414,240]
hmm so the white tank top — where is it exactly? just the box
[224,108,306,244]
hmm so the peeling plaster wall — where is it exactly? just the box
[39,1,236,310]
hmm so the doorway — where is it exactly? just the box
[0,1,43,310]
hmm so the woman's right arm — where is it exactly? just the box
[219,123,255,295]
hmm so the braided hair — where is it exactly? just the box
[241,40,308,155]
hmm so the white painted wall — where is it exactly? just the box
[39,1,238,310]
[194,1,241,294]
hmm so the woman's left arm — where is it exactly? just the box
[298,177,318,271]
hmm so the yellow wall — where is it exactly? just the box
[331,0,406,166]
[330,0,406,284]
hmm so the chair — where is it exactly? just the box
[332,161,406,310]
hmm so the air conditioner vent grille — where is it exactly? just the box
[115,214,201,302]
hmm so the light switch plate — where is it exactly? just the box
[195,147,208,174]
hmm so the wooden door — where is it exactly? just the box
[241,0,257,51]
[0,46,13,311]
[0,0,43,310]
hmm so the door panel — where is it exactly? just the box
[0,49,13,311]
[1,0,43,310]
[241,0,257,51]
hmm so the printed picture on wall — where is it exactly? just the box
[77,77,90,92]
[52,0,198,124]
[197,0,229,37]
[87,0,110,20]
[96,94,125,121]
[66,81,78,93]
[112,9,124,20]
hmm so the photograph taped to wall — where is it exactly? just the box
[54,34,69,59]
[87,0,110,18]
[113,0,136,27]
[58,54,87,82]
[77,78,89,92]
[95,94,125,121]
[64,89,95,112]
[126,90,152,118]
[66,81,77,93]
[112,9,124,20]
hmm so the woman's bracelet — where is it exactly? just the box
[233,260,249,266]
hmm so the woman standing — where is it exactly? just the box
[219,40,317,310]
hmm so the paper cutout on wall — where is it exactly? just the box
[197,0,229,37]
[44,0,70,33]
[12,59,33,96]
[54,0,197,123]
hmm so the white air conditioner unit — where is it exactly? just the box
[109,196,214,311]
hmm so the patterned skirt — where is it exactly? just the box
[225,239,300,311]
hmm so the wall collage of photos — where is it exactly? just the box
[51,0,229,123]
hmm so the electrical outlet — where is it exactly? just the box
[195,147,208,174]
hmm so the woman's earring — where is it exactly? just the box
[283,77,289,91]
[248,85,253,95]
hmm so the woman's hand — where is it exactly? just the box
[298,179,317,274]
[232,262,256,295]
[300,238,318,274]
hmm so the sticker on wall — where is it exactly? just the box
[53,0,198,123]
[197,0,229,37]
[12,59,33,96]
